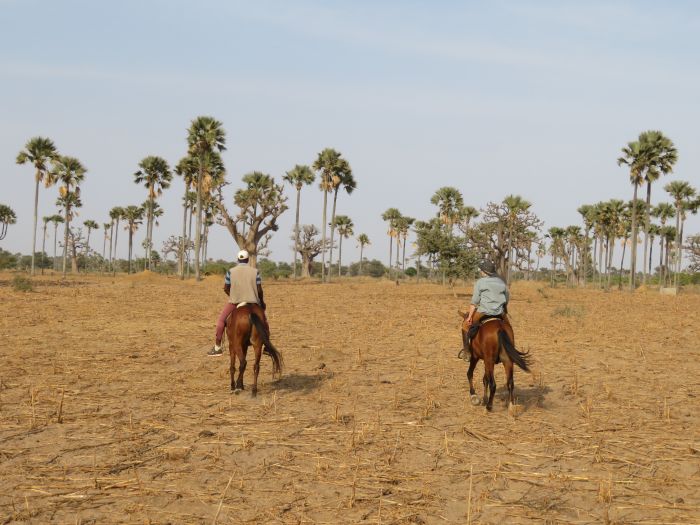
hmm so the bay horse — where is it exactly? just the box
[460,315,530,412]
[225,303,282,396]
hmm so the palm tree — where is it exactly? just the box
[327,162,356,280]
[646,223,660,278]
[313,148,345,282]
[283,164,315,278]
[47,215,64,271]
[83,220,98,256]
[397,215,415,271]
[109,206,125,274]
[134,156,172,271]
[457,205,479,235]
[175,156,197,279]
[618,137,652,290]
[577,204,596,286]
[333,215,354,276]
[0,204,17,241]
[357,233,370,275]
[381,208,402,278]
[652,202,676,286]
[50,156,86,277]
[102,222,111,272]
[187,116,226,281]
[16,137,59,275]
[664,181,696,287]
[122,205,144,273]
[40,215,51,273]
[636,132,678,285]
[431,187,464,235]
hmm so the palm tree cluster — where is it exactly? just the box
[0,204,17,241]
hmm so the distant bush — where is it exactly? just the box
[405,267,417,277]
[347,259,386,278]
[552,305,584,318]
[0,249,18,270]
[12,275,33,292]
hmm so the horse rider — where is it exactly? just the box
[459,260,511,359]
[208,249,269,357]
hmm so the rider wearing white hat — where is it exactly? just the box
[209,249,268,356]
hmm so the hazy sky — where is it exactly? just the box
[2,0,699,266]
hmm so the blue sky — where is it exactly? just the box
[2,0,699,265]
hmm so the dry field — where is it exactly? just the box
[1,272,699,524]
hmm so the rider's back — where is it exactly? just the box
[228,264,260,305]
[472,276,509,315]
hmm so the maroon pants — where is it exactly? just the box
[215,303,270,345]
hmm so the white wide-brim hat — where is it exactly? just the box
[237,249,249,261]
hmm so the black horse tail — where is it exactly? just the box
[249,312,283,375]
[498,329,530,372]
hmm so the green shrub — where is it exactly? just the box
[12,275,33,292]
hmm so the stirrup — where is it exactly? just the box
[457,347,469,360]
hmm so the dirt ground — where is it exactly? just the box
[1,272,699,524]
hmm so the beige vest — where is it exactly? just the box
[228,264,260,305]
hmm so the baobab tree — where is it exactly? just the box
[216,171,288,267]
[293,224,328,278]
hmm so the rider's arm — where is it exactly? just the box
[467,280,482,323]
[466,303,477,323]
[256,270,266,310]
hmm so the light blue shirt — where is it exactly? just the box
[470,276,509,315]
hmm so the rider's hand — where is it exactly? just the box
[466,316,473,325]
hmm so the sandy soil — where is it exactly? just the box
[1,272,699,524]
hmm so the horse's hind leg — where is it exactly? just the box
[251,335,263,398]
[229,346,236,392]
[483,359,497,411]
[504,360,515,410]
[467,356,480,405]
[236,345,248,392]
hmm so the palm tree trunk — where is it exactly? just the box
[31,174,40,276]
[629,184,639,291]
[648,238,654,278]
[194,160,203,281]
[41,221,47,275]
[180,190,187,279]
[618,238,627,290]
[102,229,107,274]
[659,235,665,287]
[53,223,59,272]
[338,235,343,277]
[328,189,339,282]
[293,187,301,279]
[402,235,407,271]
[128,228,133,273]
[607,237,615,290]
[359,244,364,276]
[642,183,652,285]
[674,208,681,288]
[85,228,92,256]
[62,200,70,278]
[388,235,393,279]
[113,219,120,275]
[320,188,328,282]
[396,234,401,279]
[187,205,193,279]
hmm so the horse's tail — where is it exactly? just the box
[249,312,283,375]
[498,329,530,372]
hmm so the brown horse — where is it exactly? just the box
[225,303,282,396]
[461,316,530,412]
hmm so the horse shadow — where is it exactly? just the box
[273,372,329,394]
[497,383,552,412]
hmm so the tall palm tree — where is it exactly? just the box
[40,215,51,273]
[109,206,125,274]
[646,223,660,278]
[83,220,98,256]
[16,137,59,275]
[333,215,354,276]
[175,156,197,279]
[381,208,402,278]
[397,215,415,271]
[431,187,464,235]
[50,156,86,277]
[457,205,479,235]
[313,148,345,282]
[636,132,678,285]
[357,233,370,276]
[134,156,172,270]
[502,195,532,283]
[652,202,676,286]
[0,205,17,241]
[327,162,356,280]
[283,164,315,278]
[122,205,144,273]
[664,181,696,287]
[618,138,649,290]
[577,204,596,286]
[47,215,64,271]
[187,116,226,281]
[102,222,111,272]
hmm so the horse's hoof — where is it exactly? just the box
[251,390,257,398]
[233,388,242,395]
[485,405,493,412]
[470,394,481,406]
